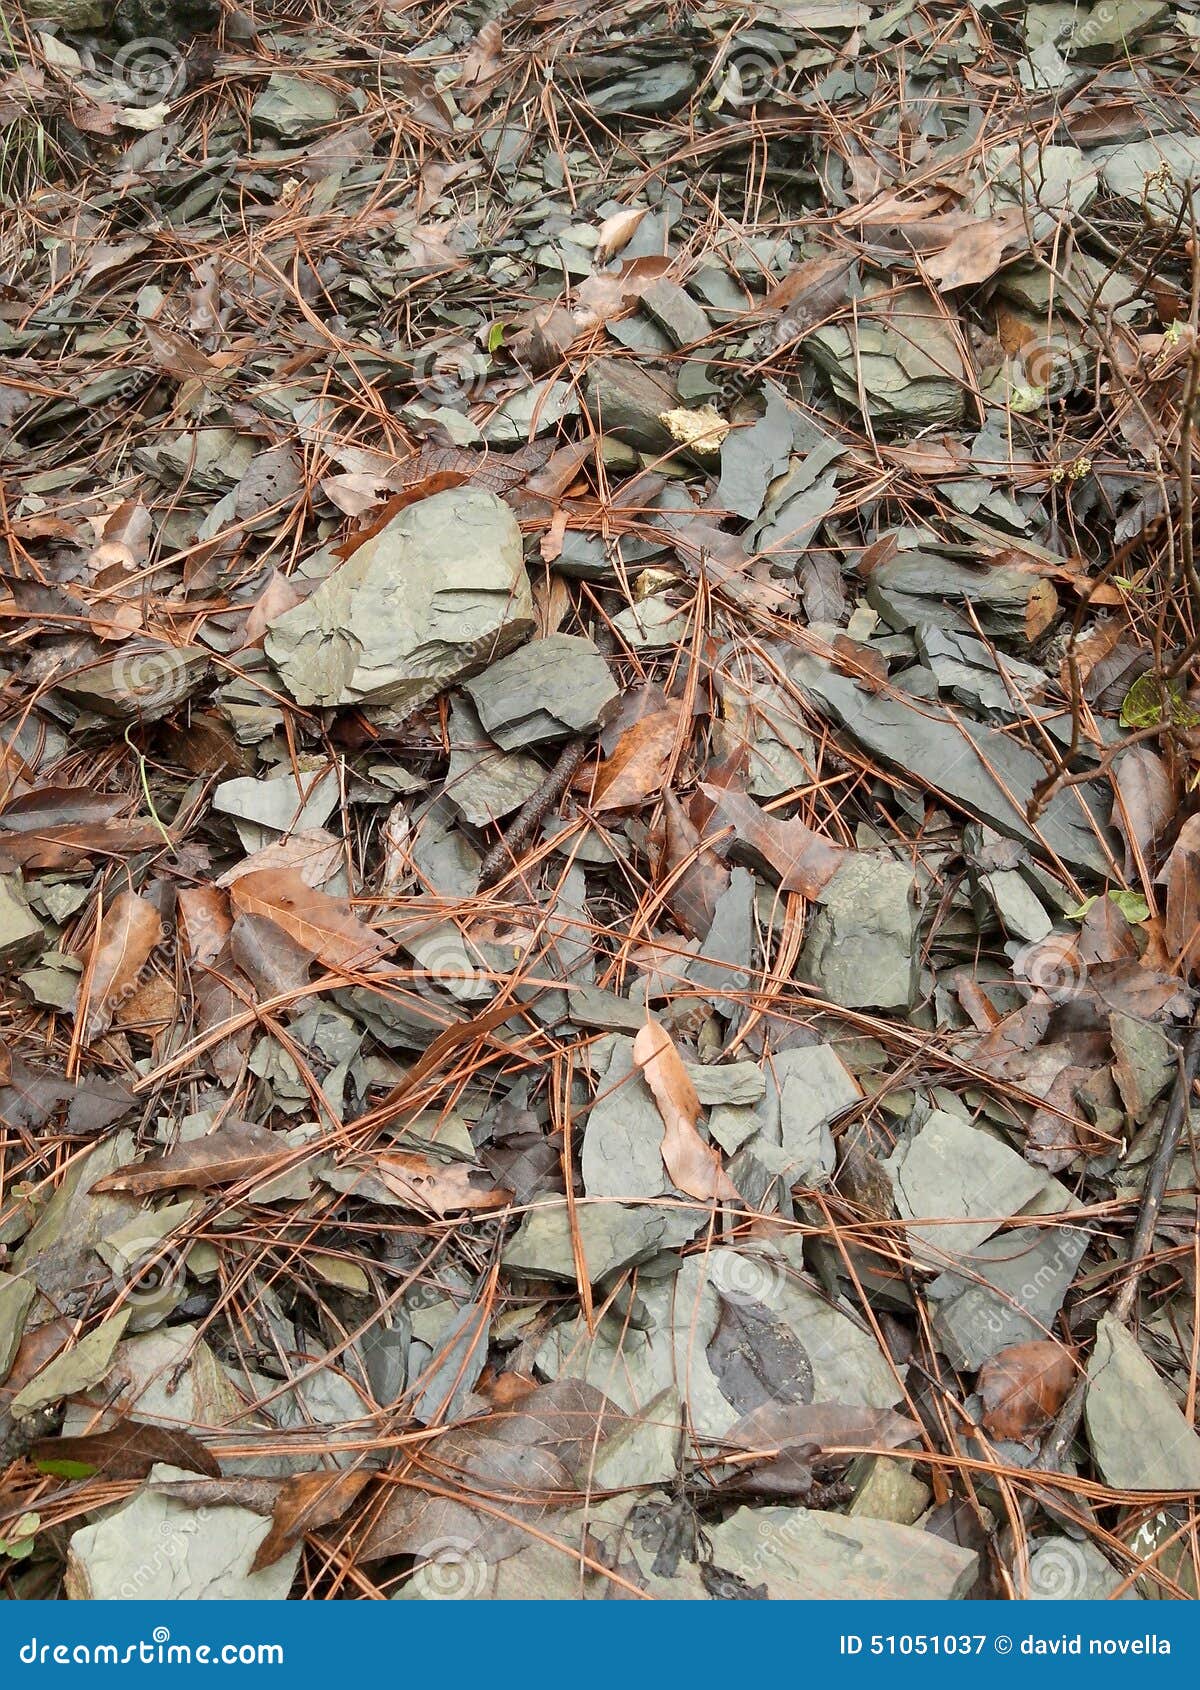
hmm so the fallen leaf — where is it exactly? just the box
[592,703,682,811]
[1161,813,1200,977]
[633,1019,740,1202]
[1112,748,1173,879]
[926,217,1018,291]
[90,1121,283,1197]
[594,206,647,264]
[229,869,391,971]
[77,891,163,1042]
[979,1341,1074,1443]
[31,1419,220,1481]
[250,1470,370,1571]
[660,789,729,939]
[702,784,845,896]
[373,1151,511,1217]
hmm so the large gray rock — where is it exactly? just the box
[1086,1316,1200,1490]
[464,634,619,748]
[799,855,918,1011]
[266,488,534,710]
[706,1505,977,1599]
[66,1465,299,1600]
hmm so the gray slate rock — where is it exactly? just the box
[464,634,619,749]
[790,655,1112,874]
[582,1040,670,1200]
[266,488,533,710]
[502,1199,701,1283]
[66,1465,300,1600]
[799,856,917,1011]
[775,1044,861,1184]
[929,1221,1088,1368]
[584,359,680,454]
[706,1505,977,1600]
[887,1111,1050,1259]
[0,877,44,970]
[1086,1316,1200,1490]
[445,698,544,826]
[251,74,340,142]
[1026,1535,1139,1600]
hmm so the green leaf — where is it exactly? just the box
[486,322,506,353]
[1067,890,1149,924]
[1108,890,1150,923]
[0,1512,39,1559]
[1120,672,1200,730]
[33,1457,97,1479]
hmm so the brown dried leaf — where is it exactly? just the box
[78,891,163,1042]
[978,1341,1074,1443]
[702,783,844,896]
[660,789,728,939]
[1162,814,1200,977]
[633,1019,740,1203]
[229,869,391,971]
[373,1150,511,1217]
[31,1418,220,1481]
[594,206,648,265]
[926,217,1020,291]
[1112,747,1174,879]
[90,1120,282,1197]
[250,1470,371,1572]
[592,703,683,812]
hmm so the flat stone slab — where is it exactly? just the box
[464,634,619,748]
[267,487,533,710]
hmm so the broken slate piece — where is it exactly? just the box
[639,279,711,349]
[251,74,340,142]
[584,359,680,455]
[799,855,917,1011]
[706,1505,977,1600]
[582,1039,671,1200]
[213,766,338,848]
[266,488,534,710]
[928,1222,1088,1369]
[0,1271,35,1383]
[868,555,1056,646]
[886,1112,1050,1261]
[464,634,619,749]
[11,1310,131,1418]
[1026,1535,1139,1600]
[66,1466,300,1599]
[1086,1316,1200,1490]
[775,1045,861,1184]
[790,654,1112,875]
[687,867,755,999]
[0,877,44,970]
[445,698,544,826]
[502,1199,701,1283]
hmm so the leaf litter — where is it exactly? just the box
[2,0,1200,1606]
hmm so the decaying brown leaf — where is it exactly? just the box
[633,1018,740,1202]
[77,891,164,1042]
[31,1419,220,1481]
[373,1150,511,1217]
[978,1341,1074,1443]
[229,869,391,971]
[702,783,845,897]
[250,1470,371,1571]
[591,702,683,812]
[90,1121,283,1196]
